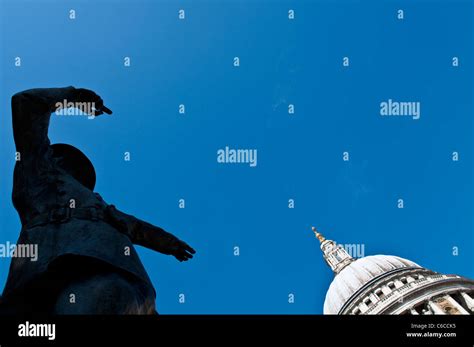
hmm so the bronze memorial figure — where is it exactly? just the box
[1,87,195,314]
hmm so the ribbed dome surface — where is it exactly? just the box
[323,255,420,314]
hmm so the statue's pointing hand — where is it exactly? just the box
[169,240,196,262]
[74,88,112,116]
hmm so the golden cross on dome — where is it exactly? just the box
[312,226,326,243]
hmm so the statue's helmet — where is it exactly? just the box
[50,143,96,190]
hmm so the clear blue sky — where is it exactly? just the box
[0,0,472,314]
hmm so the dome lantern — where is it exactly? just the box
[312,227,354,274]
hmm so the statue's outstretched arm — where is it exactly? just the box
[11,87,108,154]
[105,204,196,262]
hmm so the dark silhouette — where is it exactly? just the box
[1,87,195,314]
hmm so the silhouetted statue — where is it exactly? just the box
[1,87,195,314]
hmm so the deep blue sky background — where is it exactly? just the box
[0,0,472,313]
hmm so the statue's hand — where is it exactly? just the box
[74,88,112,116]
[140,225,196,261]
[168,239,196,262]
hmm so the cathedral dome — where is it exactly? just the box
[323,255,420,314]
[313,227,474,315]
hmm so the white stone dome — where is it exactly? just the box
[323,255,420,314]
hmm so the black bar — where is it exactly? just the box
[0,315,472,346]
